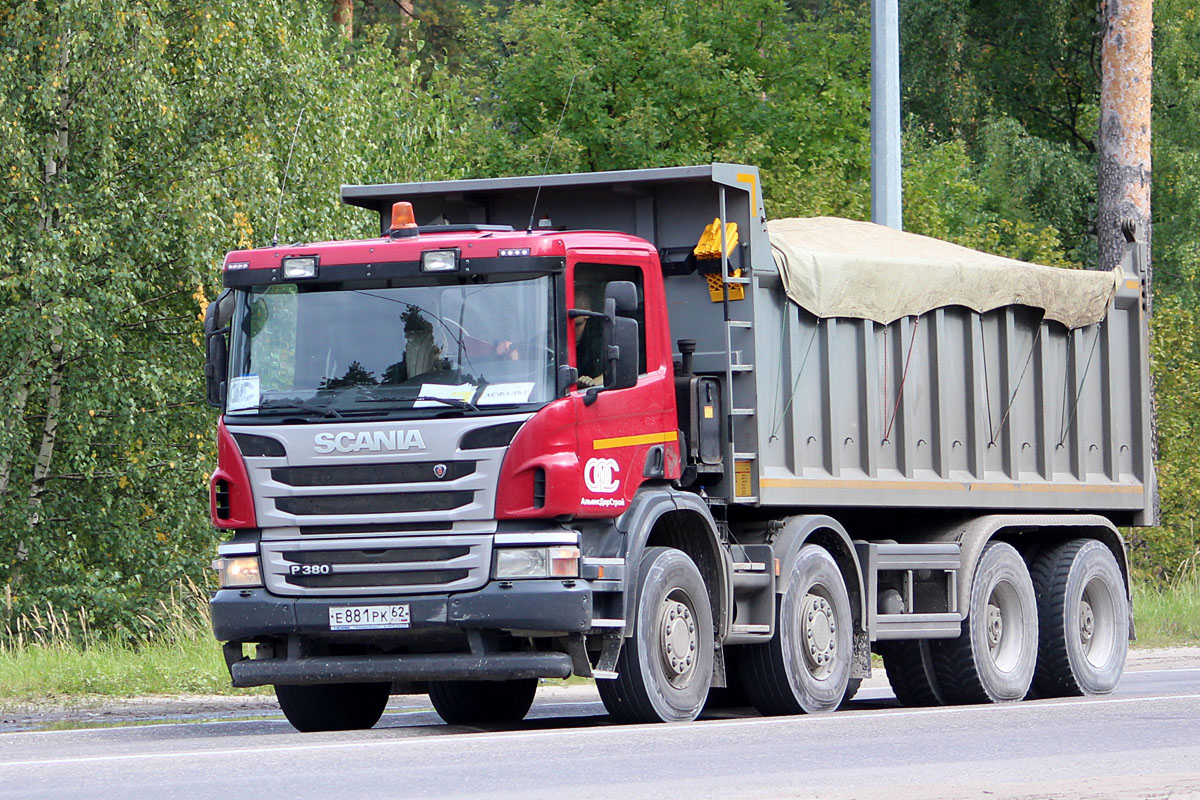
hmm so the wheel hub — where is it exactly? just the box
[986,602,1004,650]
[661,599,697,677]
[1079,599,1095,648]
[801,594,837,674]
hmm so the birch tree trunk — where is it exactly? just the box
[0,377,32,499]
[23,31,72,543]
[1097,0,1152,295]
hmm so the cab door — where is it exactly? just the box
[567,249,681,516]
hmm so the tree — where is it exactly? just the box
[1097,0,1152,278]
[0,0,480,635]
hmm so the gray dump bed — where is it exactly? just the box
[342,163,1154,526]
[754,218,1151,525]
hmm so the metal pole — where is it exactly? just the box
[871,0,902,229]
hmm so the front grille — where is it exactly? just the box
[260,534,491,597]
[287,569,470,589]
[275,491,473,516]
[287,546,470,564]
[271,461,474,487]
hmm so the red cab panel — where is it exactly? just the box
[210,419,257,528]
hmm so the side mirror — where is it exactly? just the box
[603,316,639,391]
[205,332,228,408]
[204,290,232,409]
[606,280,638,315]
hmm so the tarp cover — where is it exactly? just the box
[769,217,1123,329]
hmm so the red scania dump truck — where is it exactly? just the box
[205,164,1152,731]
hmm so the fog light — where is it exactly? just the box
[213,556,263,588]
[281,256,318,279]
[494,546,580,579]
[421,249,459,272]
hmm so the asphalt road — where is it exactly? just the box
[2,667,1198,800]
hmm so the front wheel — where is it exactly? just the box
[274,682,391,732]
[597,547,714,723]
[738,544,853,715]
[1031,539,1128,696]
[428,679,538,725]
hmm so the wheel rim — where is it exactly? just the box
[800,589,839,680]
[984,579,1026,673]
[1079,575,1118,668]
[658,591,698,687]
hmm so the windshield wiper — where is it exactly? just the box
[256,400,343,418]
[411,395,478,412]
[354,390,479,412]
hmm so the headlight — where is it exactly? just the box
[494,546,580,579]
[212,556,263,588]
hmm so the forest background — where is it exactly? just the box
[1,0,1197,639]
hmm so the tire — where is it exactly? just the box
[879,639,945,706]
[1030,539,1128,697]
[738,545,853,715]
[702,657,750,712]
[932,541,1038,704]
[597,547,714,723]
[841,677,863,707]
[274,682,390,733]
[428,678,538,725]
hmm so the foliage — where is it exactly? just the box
[1136,294,1200,579]
[898,0,1100,261]
[463,0,874,219]
[902,127,1078,266]
[1151,0,1200,297]
[0,0,478,636]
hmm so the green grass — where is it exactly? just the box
[1132,568,1200,649]
[0,581,254,707]
[1,572,1197,707]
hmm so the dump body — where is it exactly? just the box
[748,249,1152,524]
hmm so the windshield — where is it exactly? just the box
[225,275,558,418]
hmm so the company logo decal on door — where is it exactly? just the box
[583,457,620,494]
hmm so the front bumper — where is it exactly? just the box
[210,579,594,642]
[213,580,593,687]
[229,651,574,687]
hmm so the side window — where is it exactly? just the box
[573,263,647,388]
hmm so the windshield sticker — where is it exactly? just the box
[227,375,260,412]
[415,382,477,407]
[478,382,535,405]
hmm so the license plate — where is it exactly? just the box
[328,604,410,631]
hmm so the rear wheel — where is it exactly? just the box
[274,682,390,733]
[879,639,945,706]
[597,547,714,723]
[739,545,853,715]
[841,677,863,706]
[428,678,538,725]
[702,657,751,712]
[1031,539,1128,696]
[933,541,1038,704]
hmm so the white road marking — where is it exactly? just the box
[1,691,1198,770]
